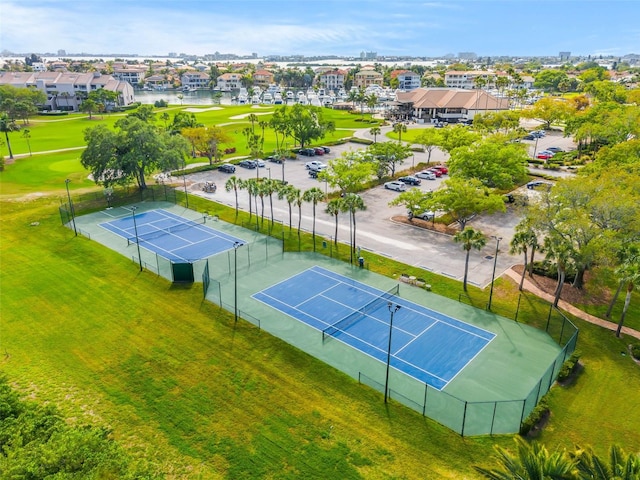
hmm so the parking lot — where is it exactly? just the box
[185,125,576,288]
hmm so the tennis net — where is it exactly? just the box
[322,284,400,341]
[127,216,206,245]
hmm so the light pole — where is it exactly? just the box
[412,154,415,169]
[384,302,401,403]
[182,162,189,208]
[64,179,77,236]
[532,136,539,160]
[487,236,502,311]
[233,241,242,323]
[130,206,143,271]
[267,167,271,180]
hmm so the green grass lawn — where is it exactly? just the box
[1,102,639,477]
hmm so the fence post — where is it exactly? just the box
[423,383,428,416]
[461,401,468,436]
[490,402,498,435]
[519,399,527,429]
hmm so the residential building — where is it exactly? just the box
[181,71,210,89]
[393,88,509,123]
[390,70,421,91]
[253,69,274,89]
[216,72,243,91]
[317,69,347,91]
[354,68,383,88]
[0,71,135,111]
[112,68,146,86]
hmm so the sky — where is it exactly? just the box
[1,0,639,58]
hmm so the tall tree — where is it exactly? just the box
[303,187,325,250]
[225,175,242,218]
[0,113,19,159]
[392,122,407,143]
[613,243,640,337]
[341,193,366,262]
[369,126,381,143]
[414,128,443,165]
[325,198,344,245]
[318,151,375,194]
[454,228,487,292]
[181,126,232,165]
[287,104,333,149]
[427,177,505,231]
[81,117,189,190]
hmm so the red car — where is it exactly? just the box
[536,151,554,160]
[313,147,325,155]
[431,165,448,174]
[427,168,442,177]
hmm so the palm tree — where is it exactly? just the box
[225,176,242,218]
[325,198,343,245]
[454,227,487,292]
[475,437,577,480]
[393,122,407,143]
[341,193,366,262]
[256,180,267,227]
[369,126,381,143]
[544,234,574,308]
[570,444,640,479]
[293,187,304,236]
[303,187,325,251]
[613,243,640,337]
[510,231,531,291]
[0,113,19,159]
[277,184,296,230]
[22,128,32,156]
[262,179,278,227]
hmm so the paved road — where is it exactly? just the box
[185,125,576,288]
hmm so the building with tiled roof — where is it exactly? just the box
[0,71,135,111]
[394,88,508,123]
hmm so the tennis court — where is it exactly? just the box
[253,266,495,390]
[99,208,245,262]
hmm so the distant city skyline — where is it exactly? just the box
[1,0,639,59]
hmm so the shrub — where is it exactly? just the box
[632,344,640,360]
[557,351,581,383]
[531,260,576,284]
[154,99,168,108]
[350,137,373,145]
[520,397,550,436]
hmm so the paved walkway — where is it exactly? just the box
[503,268,640,340]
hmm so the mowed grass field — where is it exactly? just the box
[1,102,640,477]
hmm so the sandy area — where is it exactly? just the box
[183,107,223,113]
[229,111,274,120]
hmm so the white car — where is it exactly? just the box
[415,170,436,180]
[384,181,407,192]
[305,160,325,170]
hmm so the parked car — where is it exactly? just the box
[313,147,325,155]
[298,148,316,156]
[239,160,258,169]
[305,160,325,170]
[320,146,331,153]
[218,163,236,173]
[427,168,443,177]
[415,170,436,180]
[531,130,546,138]
[431,165,448,174]
[546,146,564,153]
[266,155,284,164]
[311,164,327,173]
[255,159,265,167]
[536,151,554,160]
[384,181,407,192]
[409,210,435,221]
[398,176,421,186]
[526,180,552,190]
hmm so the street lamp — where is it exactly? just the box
[384,302,401,403]
[182,162,189,209]
[130,206,143,271]
[64,179,77,236]
[532,136,539,160]
[487,236,502,311]
[233,241,242,323]
[266,167,271,180]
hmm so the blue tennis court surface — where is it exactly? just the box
[100,209,245,262]
[253,266,495,390]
